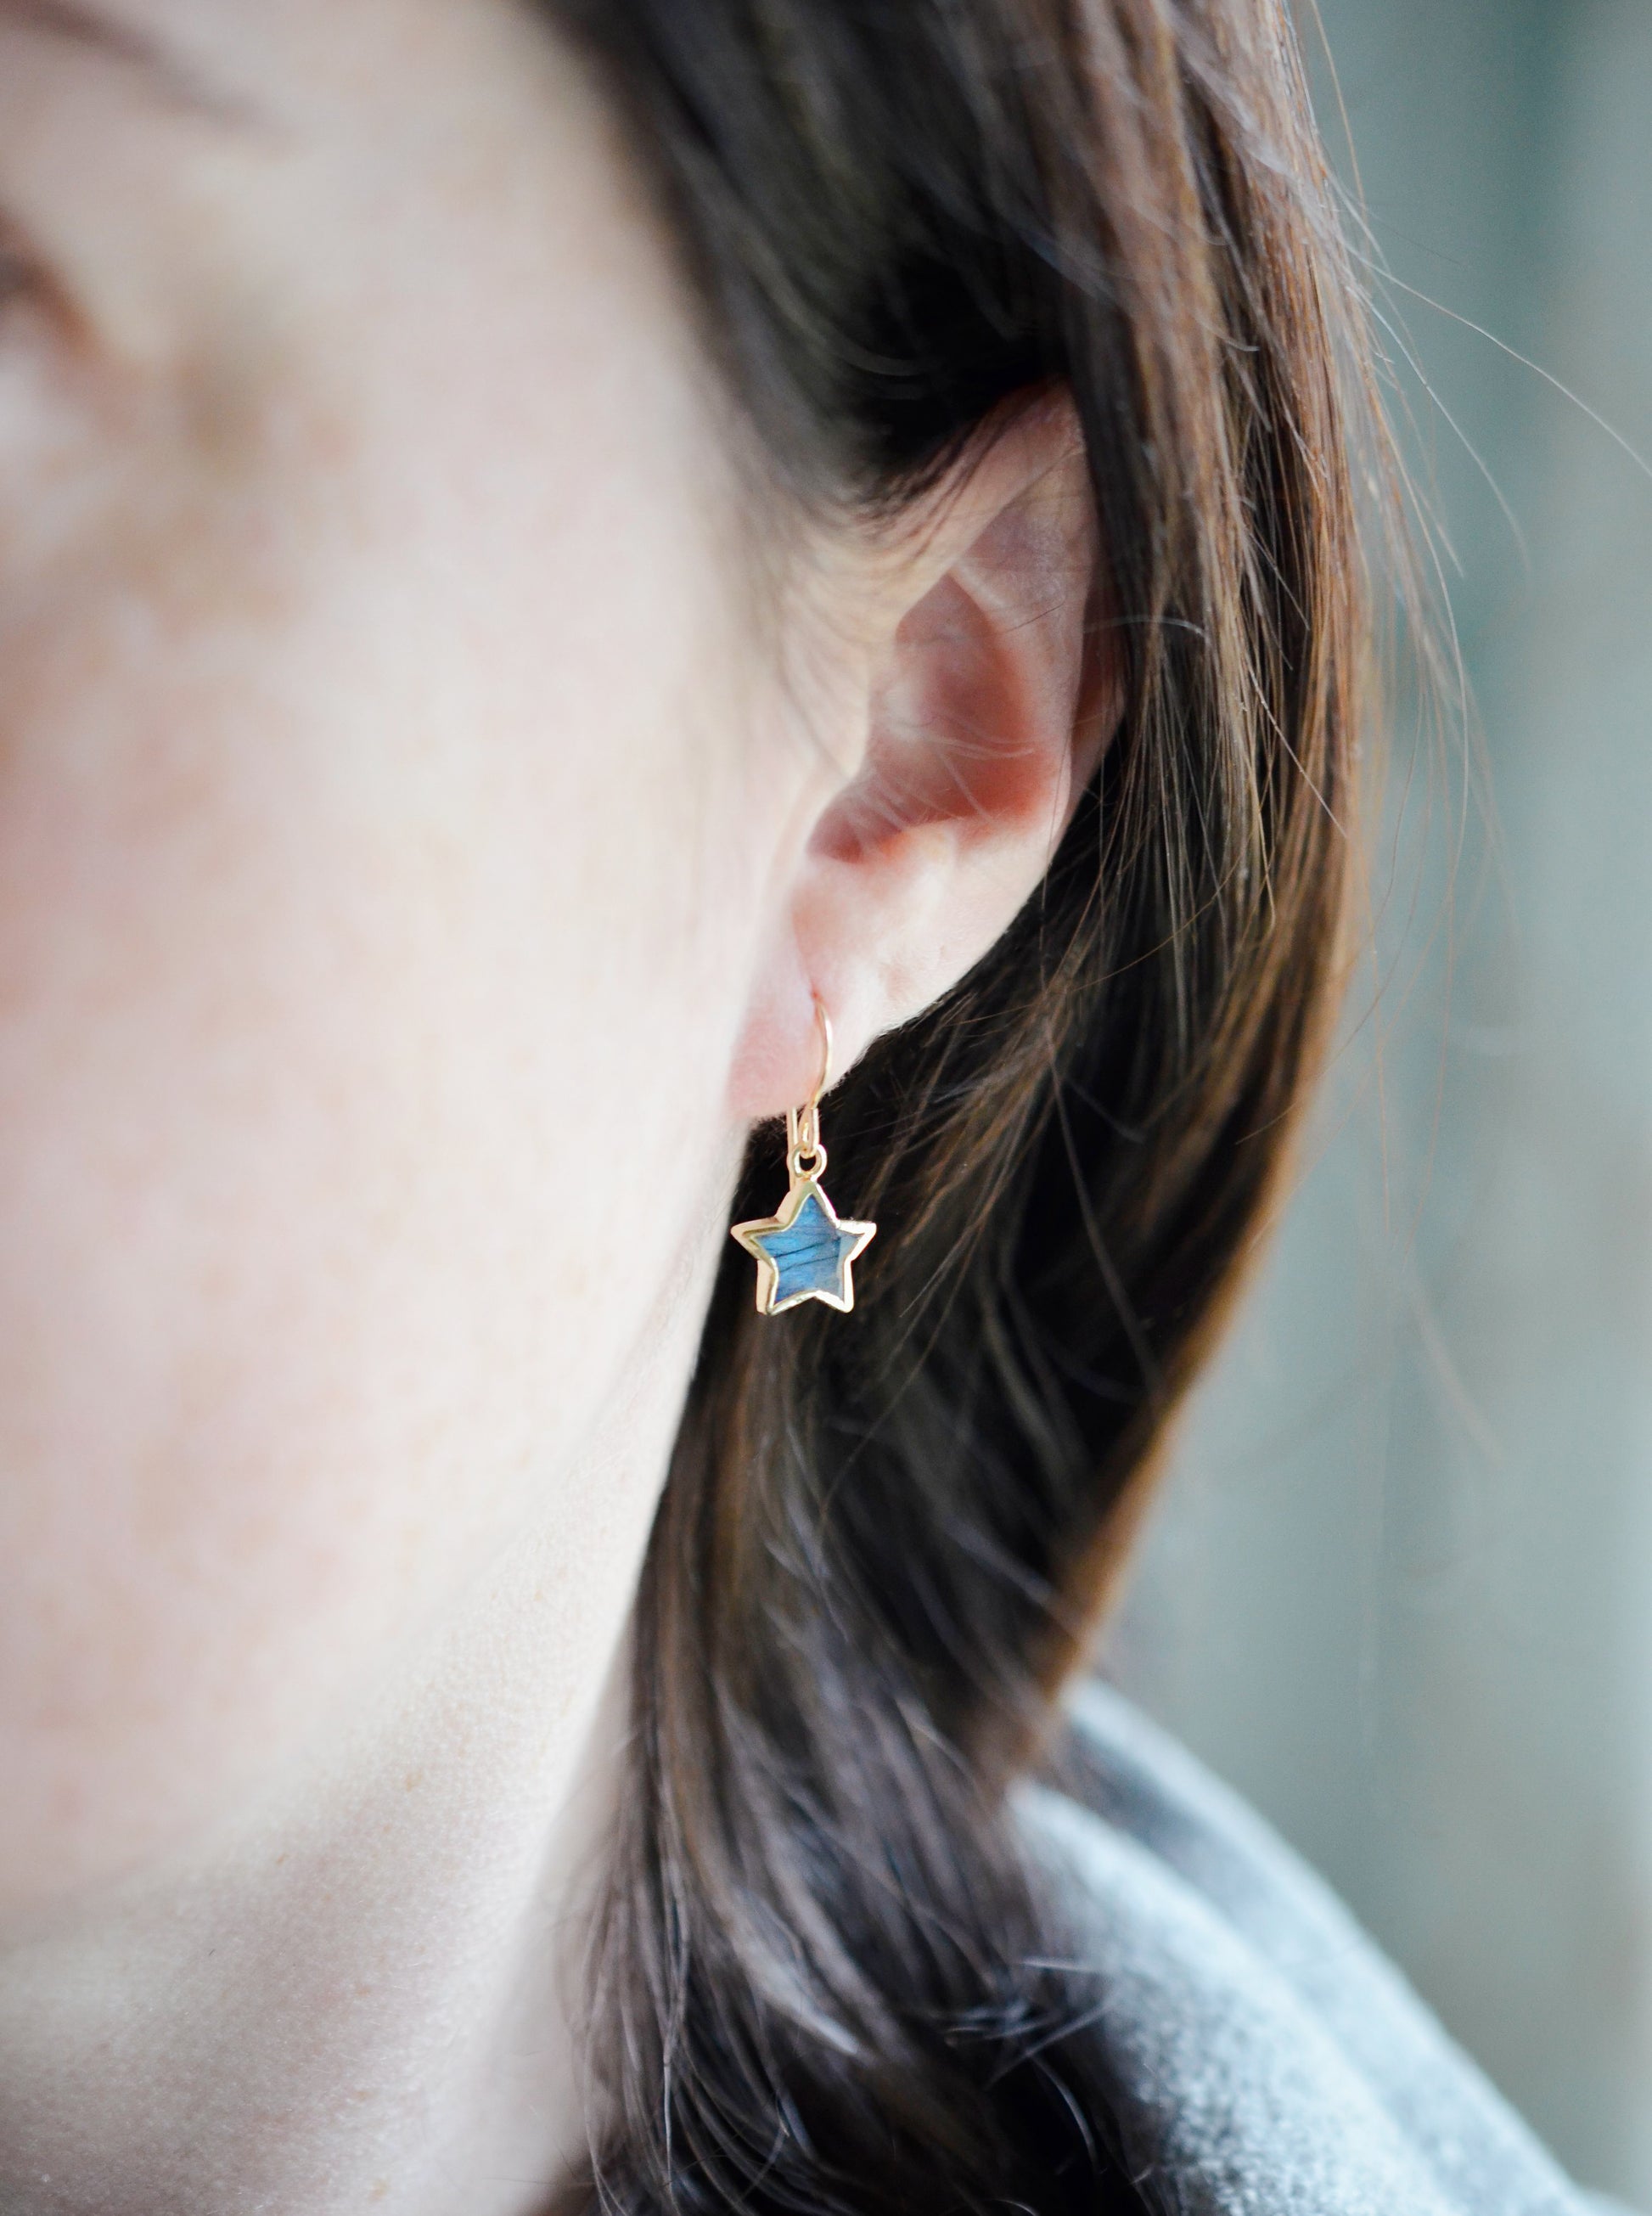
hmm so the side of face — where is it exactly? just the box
[0,0,1108,1921]
[0,0,806,1912]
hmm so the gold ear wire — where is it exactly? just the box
[785,995,833,1184]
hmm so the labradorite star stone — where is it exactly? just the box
[731,1180,878,1315]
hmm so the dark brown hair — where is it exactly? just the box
[548,1,1378,2208]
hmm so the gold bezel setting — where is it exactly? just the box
[731,1172,878,1317]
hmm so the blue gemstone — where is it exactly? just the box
[758,1190,857,1305]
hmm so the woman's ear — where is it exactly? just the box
[731,387,1120,1119]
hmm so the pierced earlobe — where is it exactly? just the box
[730,998,877,1317]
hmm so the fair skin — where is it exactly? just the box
[0,0,1106,2209]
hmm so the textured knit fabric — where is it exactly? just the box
[1017,1678,1633,2216]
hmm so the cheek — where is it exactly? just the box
[0,233,767,1912]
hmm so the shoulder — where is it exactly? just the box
[1015,1679,1620,2216]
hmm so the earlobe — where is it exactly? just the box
[732,387,1118,1125]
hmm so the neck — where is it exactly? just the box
[0,1309,706,2216]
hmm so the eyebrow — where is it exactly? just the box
[0,0,261,127]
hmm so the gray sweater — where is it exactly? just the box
[1020,1679,1629,2216]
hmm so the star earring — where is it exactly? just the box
[731,996,877,1317]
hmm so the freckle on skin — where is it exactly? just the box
[402,1769,423,1791]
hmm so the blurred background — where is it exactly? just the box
[1102,1,1652,2207]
